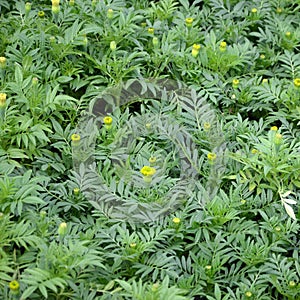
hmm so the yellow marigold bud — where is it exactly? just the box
[141,22,147,27]
[0,56,6,68]
[274,133,283,145]
[58,222,67,235]
[251,149,259,154]
[140,166,156,176]
[274,226,281,232]
[32,77,38,85]
[270,126,278,131]
[52,0,60,6]
[69,0,75,6]
[107,8,114,19]
[293,78,300,88]
[0,93,7,108]
[103,116,113,125]
[149,156,157,164]
[192,43,201,57]
[110,41,116,51]
[260,54,265,59]
[240,199,246,204]
[262,78,268,84]
[232,78,239,88]
[40,210,47,218]
[52,5,60,14]
[71,133,81,143]
[276,7,282,13]
[185,17,194,27]
[251,8,257,13]
[145,123,151,129]
[172,217,180,224]
[289,281,296,288]
[25,2,31,12]
[203,122,211,130]
[205,265,212,270]
[152,283,159,292]
[9,280,20,295]
[130,242,136,248]
[73,187,80,195]
[148,27,155,34]
[38,11,45,17]
[219,41,227,51]
[207,152,217,161]
[152,36,159,46]
[245,291,252,297]
[285,31,291,38]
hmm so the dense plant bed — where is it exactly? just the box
[0,0,300,299]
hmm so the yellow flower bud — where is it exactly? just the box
[69,0,75,6]
[9,280,20,295]
[191,44,201,57]
[270,126,278,131]
[110,41,116,51]
[0,56,6,68]
[245,291,252,297]
[0,93,7,107]
[107,8,114,19]
[73,187,80,195]
[25,2,31,12]
[185,17,194,27]
[207,152,217,161]
[38,11,45,17]
[203,122,211,131]
[232,78,239,88]
[251,8,257,13]
[219,41,227,51]
[148,27,155,34]
[58,222,67,235]
[172,217,181,224]
[152,36,159,47]
[293,78,300,88]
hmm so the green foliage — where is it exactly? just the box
[0,0,299,299]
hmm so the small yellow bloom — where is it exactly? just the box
[152,36,159,46]
[276,7,282,13]
[148,27,155,34]
[240,199,246,204]
[0,56,6,68]
[274,133,283,145]
[207,152,217,161]
[110,41,116,51]
[103,116,113,125]
[260,54,265,59]
[130,242,136,248]
[73,187,80,195]
[38,11,45,17]
[192,44,201,57]
[172,217,180,224]
[140,166,156,176]
[58,222,67,235]
[203,122,211,130]
[285,31,291,37]
[245,291,252,297]
[293,78,300,88]
[9,280,20,291]
[205,265,212,270]
[52,5,60,13]
[149,156,157,164]
[251,8,257,13]
[52,0,60,5]
[0,93,7,107]
[232,78,239,88]
[251,149,259,154]
[71,133,81,142]
[219,41,227,51]
[145,123,151,129]
[107,8,114,19]
[289,281,296,288]
[274,226,281,232]
[270,126,278,131]
[185,17,194,27]
[262,78,268,84]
